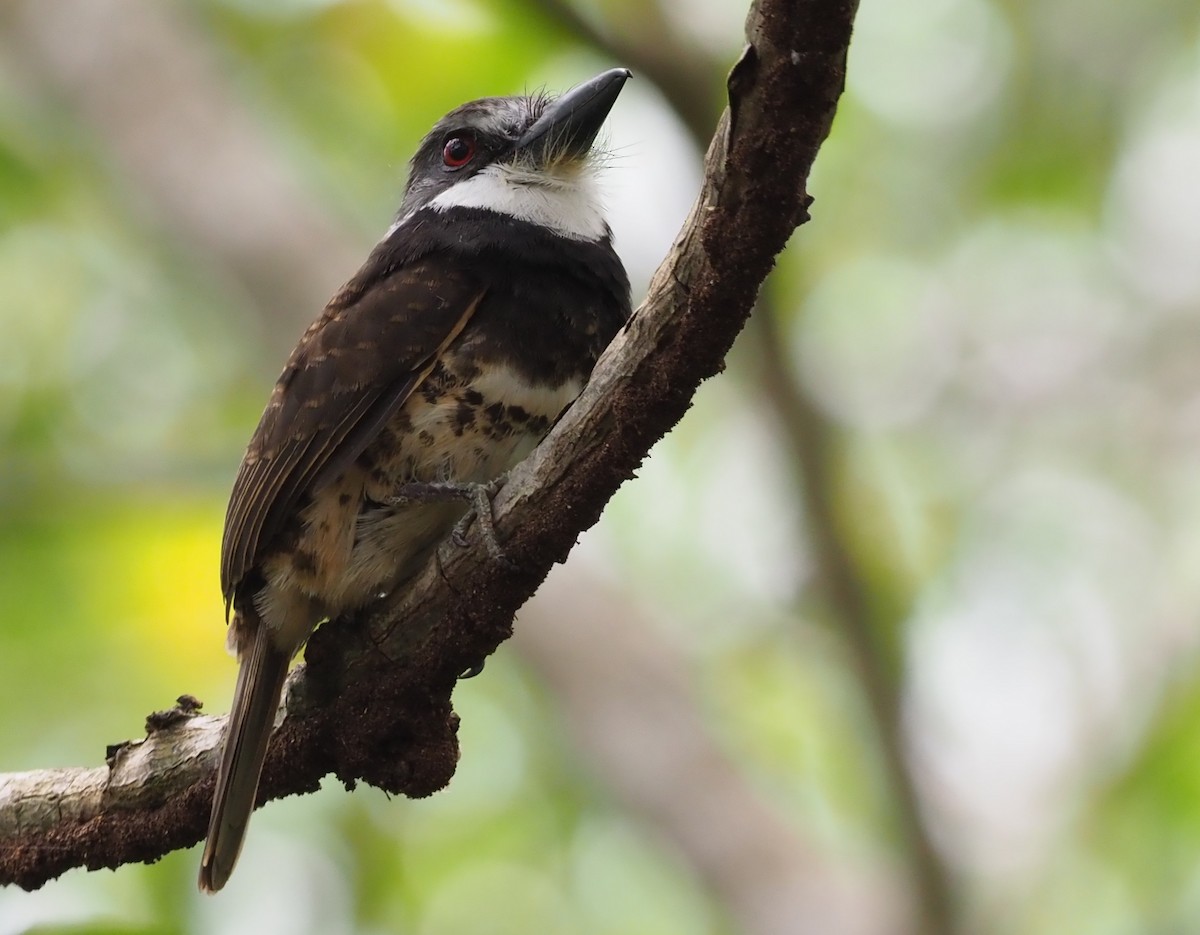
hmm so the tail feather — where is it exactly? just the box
[198,619,290,893]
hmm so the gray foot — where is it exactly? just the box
[390,478,507,562]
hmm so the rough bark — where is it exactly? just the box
[528,2,954,929]
[0,0,857,891]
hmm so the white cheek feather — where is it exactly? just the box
[429,163,609,243]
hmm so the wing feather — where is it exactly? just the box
[220,256,485,606]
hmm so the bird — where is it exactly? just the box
[198,68,632,893]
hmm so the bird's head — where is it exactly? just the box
[393,68,630,243]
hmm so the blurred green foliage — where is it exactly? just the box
[3,0,1200,933]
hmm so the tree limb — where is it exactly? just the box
[0,0,856,891]
[530,1,955,930]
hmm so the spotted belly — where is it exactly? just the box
[263,361,583,615]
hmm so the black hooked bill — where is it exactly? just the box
[514,68,632,167]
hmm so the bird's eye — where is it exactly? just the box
[442,135,476,168]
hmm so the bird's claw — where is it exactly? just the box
[452,478,513,565]
[458,660,486,680]
[391,477,510,564]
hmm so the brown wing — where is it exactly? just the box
[220,255,485,607]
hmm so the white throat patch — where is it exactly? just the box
[428,163,609,242]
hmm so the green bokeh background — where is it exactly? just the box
[3,0,1200,933]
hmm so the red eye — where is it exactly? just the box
[442,135,475,168]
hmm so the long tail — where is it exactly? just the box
[198,616,290,893]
